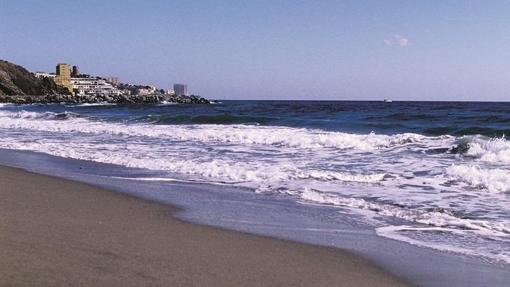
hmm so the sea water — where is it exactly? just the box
[0,100,509,266]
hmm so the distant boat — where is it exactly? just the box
[383,99,393,103]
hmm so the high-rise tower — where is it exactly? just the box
[173,84,188,96]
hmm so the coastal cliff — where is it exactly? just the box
[0,60,70,97]
[0,59,209,104]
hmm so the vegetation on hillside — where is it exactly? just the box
[0,60,70,96]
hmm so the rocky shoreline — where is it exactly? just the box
[0,93,210,105]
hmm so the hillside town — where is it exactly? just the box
[35,63,192,99]
[0,59,210,104]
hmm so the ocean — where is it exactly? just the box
[0,100,509,281]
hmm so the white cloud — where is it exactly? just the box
[384,34,409,47]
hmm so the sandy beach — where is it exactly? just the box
[0,165,411,286]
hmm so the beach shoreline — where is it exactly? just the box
[0,165,411,286]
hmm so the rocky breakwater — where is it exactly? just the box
[0,93,210,105]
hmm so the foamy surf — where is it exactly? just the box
[447,165,510,193]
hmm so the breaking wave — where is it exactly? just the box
[462,136,510,163]
[0,109,428,151]
[3,110,81,121]
[446,165,510,193]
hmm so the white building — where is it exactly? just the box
[71,77,121,96]
[135,85,157,96]
[34,72,56,79]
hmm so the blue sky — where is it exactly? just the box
[1,0,509,100]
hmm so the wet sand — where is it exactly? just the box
[0,165,411,286]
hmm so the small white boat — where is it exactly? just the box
[383,99,393,103]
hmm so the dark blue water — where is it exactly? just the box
[9,101,510,136]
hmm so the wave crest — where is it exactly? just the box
[8,111,80,121]
[0,109,429,151]
[446,165,510,193]
[463,136,510,163]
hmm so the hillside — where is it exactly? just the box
[0,60,70,96]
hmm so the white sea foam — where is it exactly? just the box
[446,165,510,193]
[296,170,386,183]
[302,188,510,263]
[70,102,116,107]
[157,101,179,106]
[463,136,510,163]
[301,188,510,235]
[0,109,429,151]
[0,136,388,186]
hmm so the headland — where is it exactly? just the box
[0,60,209,104]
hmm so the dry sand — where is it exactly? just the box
[0,165,411,286]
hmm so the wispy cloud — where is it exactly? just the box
[384,34,409,47]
